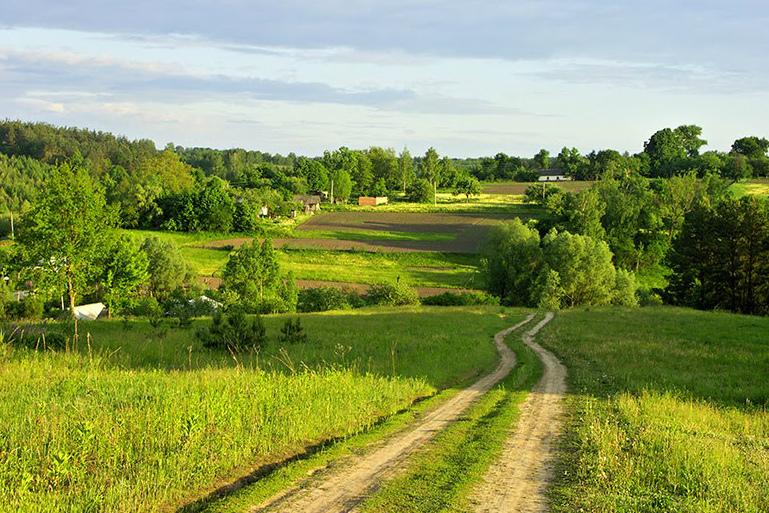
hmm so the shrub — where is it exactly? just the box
[366,283,420,306]
[421,291,499,306]
[279,317,308,344]
[132,296,162,318]
[612,268,639,307]
[196,309,267,352]
[297,287,360,312]
[406,178,434,203]
[638,288,664,307]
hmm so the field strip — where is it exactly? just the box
[247,314,538,513]
[468,311,564,513]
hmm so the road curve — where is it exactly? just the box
[248,314,537,513]
[469,311,565,513]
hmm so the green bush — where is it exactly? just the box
[196,309,267,352]
[279,317,308,344]
[297,287,365,312]
[366,283,420,306]
[421,291,499,306]
[406,178,434,203]
[132,296,162,317]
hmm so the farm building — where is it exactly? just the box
[537,169,572,182]
[293,195,322,214]
[358,196,389,206]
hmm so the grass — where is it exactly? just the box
[175,246,482,289]
[278,250,481,289]
[0,307,521,513]
[538,307,769,513]
[730,178,769,198]
[358,322,543,513]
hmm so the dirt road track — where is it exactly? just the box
[248,314,538,513]
[469,311,565,513]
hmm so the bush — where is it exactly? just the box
[279,317,308,344]
[366,283,420,306]
[406,178,434,203]
[421,291,499,306]
[638,288,664,307]
[612,268,639,307]
[132,296,162,318]
[297,287,363,312]
[196,309,267,352]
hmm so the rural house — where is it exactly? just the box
[537,169,571,182]
[293,195,322,215]
[358,196,389,206]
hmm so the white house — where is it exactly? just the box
[537,169,572,182]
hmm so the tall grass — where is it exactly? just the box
[0,307,518,512]
[540,307,769,513]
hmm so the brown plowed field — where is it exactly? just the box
[294,212,509,253]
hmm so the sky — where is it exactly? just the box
[1,1,768,157]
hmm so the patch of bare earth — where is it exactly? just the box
[468,311,565,513]
[247,314,538,513]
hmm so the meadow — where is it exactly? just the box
[0,307,520,513]
[538,307,769,513]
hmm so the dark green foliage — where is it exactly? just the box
[279,317,308,344]
[666,196,769,314]
[421,291,499,306]
[196,309,267,352]
[366,283,420,306]
[8,326,68,350]
[406,178,433,203]
[139,237,194,301]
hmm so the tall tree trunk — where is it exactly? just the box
[67,266,79,350]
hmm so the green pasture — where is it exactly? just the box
[540,307,769,513]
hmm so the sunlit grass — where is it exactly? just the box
[0,307,522,513]
[540,307,769,513]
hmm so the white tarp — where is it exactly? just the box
[73,302,105,320]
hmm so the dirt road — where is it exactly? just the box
[248,314,538,513]
[469,311,565,513]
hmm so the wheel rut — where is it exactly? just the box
[247,314,538,513]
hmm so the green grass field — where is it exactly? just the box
[538,307,769,513]
[0,307,521,513]
[326,193,541,215]
[730,178,769,198]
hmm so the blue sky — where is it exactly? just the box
[1,1,768,156]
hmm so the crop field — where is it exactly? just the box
[0,307,522,513]
[538,307,769,513]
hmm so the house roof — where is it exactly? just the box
[536,168,567,176]
[293,194,321,204]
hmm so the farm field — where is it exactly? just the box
[538,307,769,513]
[325,192,541,215]
[0,306,523,513]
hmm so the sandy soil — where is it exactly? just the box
[468,311,565,513]
[247,314,537,513]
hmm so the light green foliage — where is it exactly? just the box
[330,169,353,203]
[420,147,441,204]
[18,160,117,328]
[221,239,297,313]
[139,236,194,300]
[366,282,420,306]
[540,308,769,513]
[453,174,481,202]
[100,235,149,316]
[564,188,606,241]
[482,219,542,306]
[612,268,639,307]
[397,148,415,193]
[534,148,550,169]
[539,230,617,308]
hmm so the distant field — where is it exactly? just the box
[731,178,769,197]
[540,307,769,513]
[0,307,521,513]
[326,192,541,215]
[482,181,594,195]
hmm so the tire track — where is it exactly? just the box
[247,314,537,513]
[468,311,564,513]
